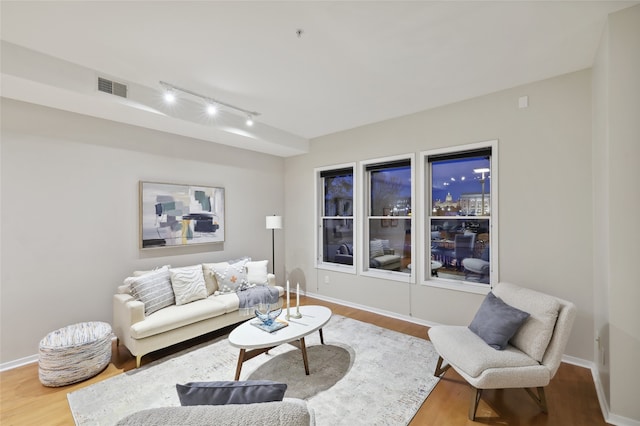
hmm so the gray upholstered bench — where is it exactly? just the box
[39,321,112,387]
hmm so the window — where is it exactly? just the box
[316,165,355,270]
[423,141,497,292]
[363,156,413,278]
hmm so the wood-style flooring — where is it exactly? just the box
[0,295,608,425]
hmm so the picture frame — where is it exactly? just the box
[381,207,392,227]
[140,181,225,249]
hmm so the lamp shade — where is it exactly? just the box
[266,215,283,230]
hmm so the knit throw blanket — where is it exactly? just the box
[237,285,280,315]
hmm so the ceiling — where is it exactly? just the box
[1,1,637,156]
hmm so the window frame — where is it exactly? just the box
[315,163,356,273]
[420,140,498,294]
[360,154,415,283]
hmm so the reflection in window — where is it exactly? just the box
[366,159,412,273]
[427,145,494,286]
[318,167,354,267]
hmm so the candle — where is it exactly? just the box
[286,280,290,317]
[296,283,300,308]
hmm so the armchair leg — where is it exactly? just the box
[525,387,548,413]
[469,386,482,420]
[434,356,450,377]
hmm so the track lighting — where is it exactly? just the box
[159,81,259,125]
[163,90,176,104]
[206,104,218,116]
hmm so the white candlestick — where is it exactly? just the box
[296,283,300,308]
[286,280,290,317]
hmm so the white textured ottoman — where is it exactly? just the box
[39,321,112,387]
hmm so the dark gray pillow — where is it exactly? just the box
[176,380,287,406]
[468,292,530,350]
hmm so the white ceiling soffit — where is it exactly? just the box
[1,1,638,157]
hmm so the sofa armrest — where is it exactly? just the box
[267,273,276,286]
[113,293,145,344]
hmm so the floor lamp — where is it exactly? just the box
[266,215,283,274]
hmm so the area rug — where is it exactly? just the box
[68,315,441,425]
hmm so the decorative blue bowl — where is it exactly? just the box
[254,305,282,326]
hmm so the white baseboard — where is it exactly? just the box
[0,354,38,372]
[306,290,640,426]
[305,290,442,329]
[3,293,639,425]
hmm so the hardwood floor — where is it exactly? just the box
[1,296,608,425]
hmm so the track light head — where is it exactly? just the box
[246,115,254,126]
[163,90,176,104]
[206,103,218,116]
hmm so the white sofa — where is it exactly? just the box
[116,398,314,426]
[113,262,284,368]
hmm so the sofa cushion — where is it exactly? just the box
[428,325,539,378]
[170,265,208,305]
[176,380,287,406]
[468,292,530,350]
[210,258,249,293]
[124,266,175,316]
[493,282,561,362]
[130,298,228,339]
[246,260,269,286]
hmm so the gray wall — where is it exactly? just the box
[593,5,640,422]
[285,69,595,362]
[0,99,285,364]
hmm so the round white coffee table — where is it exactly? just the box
[229,305,332,380]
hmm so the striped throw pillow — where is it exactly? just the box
[125,266,175,315]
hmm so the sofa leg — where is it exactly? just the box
[136,355,142,368]
[525,387,548,413]
[469,386,482,420]
[434,355,450,377]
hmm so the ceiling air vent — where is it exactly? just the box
[98,77,127,98]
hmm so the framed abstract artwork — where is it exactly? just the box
[140,181,225,249]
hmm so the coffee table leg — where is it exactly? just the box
[235,349,246,381]
[299,337,310,375]
[319,328,325,344]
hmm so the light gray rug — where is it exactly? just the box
[68,315,440,425]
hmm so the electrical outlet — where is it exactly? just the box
[324,275,330,284]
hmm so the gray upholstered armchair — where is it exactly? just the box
[428,282,576,421]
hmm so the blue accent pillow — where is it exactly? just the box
[468,292,530,350]
[176,380,287,406]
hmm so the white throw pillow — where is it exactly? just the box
[210,258,249,293]
[124,266,175,315]
[370,240,384,258]
[170,265,208,305]
[493,282,561,362]
[246,260,269,285]
[201,263,220,295]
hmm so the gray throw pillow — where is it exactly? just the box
[176,380,287,406]
[468,292,530,350]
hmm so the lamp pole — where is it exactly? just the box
[473,168,490,216]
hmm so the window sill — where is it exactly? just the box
[422,277,491,295]
[316,262,356,274]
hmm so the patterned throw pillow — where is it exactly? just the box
[170,265,208,305]
[125,266,175,315]
[210,258,249,293]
